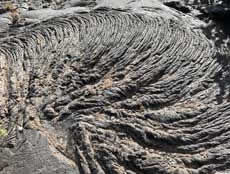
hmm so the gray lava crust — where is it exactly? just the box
[0,0,230,174]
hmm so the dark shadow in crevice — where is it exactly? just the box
[213,52,230,104]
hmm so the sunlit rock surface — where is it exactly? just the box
[0,0,230,174]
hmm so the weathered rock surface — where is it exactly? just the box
[0,0,230,174]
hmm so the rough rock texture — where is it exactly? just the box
[163,0,230,69]
[0,0,230,174]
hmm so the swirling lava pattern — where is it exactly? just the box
[0,8,229,174]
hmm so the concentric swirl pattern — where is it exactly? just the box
[0,8,229,174]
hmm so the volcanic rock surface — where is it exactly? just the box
[0,0,230,174]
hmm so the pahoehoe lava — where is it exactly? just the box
[0,2,230,174]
